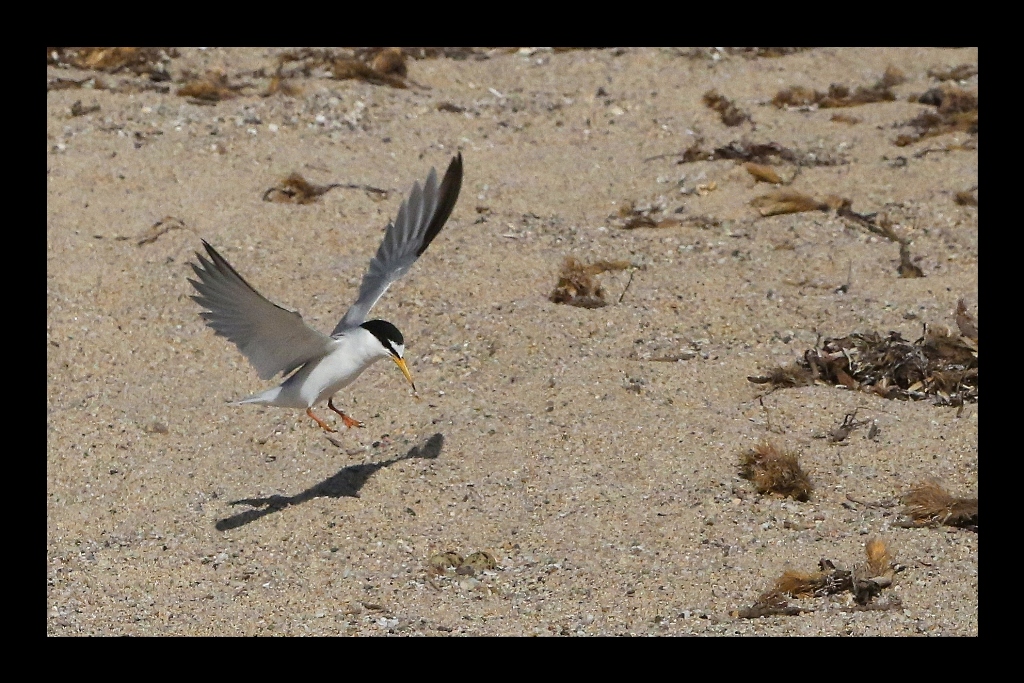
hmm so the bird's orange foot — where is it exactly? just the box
[328,399,365,429]
[306,408,337,433]
[342,414,364,429]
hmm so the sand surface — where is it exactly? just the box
[47,47,977,635]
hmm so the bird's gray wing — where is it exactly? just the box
[332,153,463,335]
[189,241,334,380]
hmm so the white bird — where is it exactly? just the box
[188,153,463,432]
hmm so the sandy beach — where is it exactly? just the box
[47,47,977,635]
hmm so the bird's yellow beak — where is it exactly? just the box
[392,356,416,393]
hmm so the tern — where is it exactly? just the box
[188,153,463,432]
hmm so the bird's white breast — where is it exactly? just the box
[278,327,388,407]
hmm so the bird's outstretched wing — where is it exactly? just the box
[189,241,334,380]
[332,153,463,335]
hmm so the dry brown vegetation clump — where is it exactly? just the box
[750,190,834,217]
[176,70,246,102]
[263,173,342,204]
[671,138,845,167]
[47,47,177,93]
[830,113,862,125]
[46,47,439,97]
[747,363,815,388]
[702,89,750,126]
[275,48,414,89]
[744,162,784,184]
[954,299,979,342]
[549,257,630,309]
[897,242,924,278]
[900,482,978,531]
[772,66,906,109]
[135,216,189,246]
[263,75,304,98]
[896,86,978,147]
[738,441,812,501]
[821,201,929,279]
[727,47,813,59]
[751,302,978,407]
[69,100,100,117]
[262,174,389,204]
[615,200,684,230]
[955,187,978,206]
[928,64,977,82]
[47,47,175,78]
[738,538,901,618]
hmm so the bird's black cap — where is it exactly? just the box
[361,319,404,355]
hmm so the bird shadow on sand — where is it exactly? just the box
[215,432,444,531]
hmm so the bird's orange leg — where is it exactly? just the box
[328,398,364,429]
[306,407,337,433]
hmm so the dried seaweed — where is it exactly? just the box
[177,70,245,102]
[702,89,750,126]
[835,203,900,241]
[47,47,174,93]
[736,590,808,619]
[851,539,899,605]
[332,58,408,89]
[276,47,413,89]
[826,409,870,443]
[262,173,343,204]
[47,47,175,80]
[747,363,815,388]
[899,482,978,531]
[274,48,335,77]
[756,309,979,405]
[738,441,812,501]
[710,141,791,163]
[754,193,920,278]
[897,86,978,146]
[895,110,978,147]
[680,48,813,62]
[771,568,844,598]
[928,64,977,82]
[53,78,170,95]
[47,76,99,91]
[263,75,303,98]
[726,47,813,59]
[744,162,784,184]
[830,113,861,125]
[835,205,934,281]
[750,190,829,216]
[70,100,100,117]
[915,87,978,113]
[399,47,488,60]
[437,101,467,113]
[368,47,407,77]
[136,216,188,246]
[550,257,630,309]
[772,85,819,109]
[659,138,844,167]
[678,214,722,229]
[737,539,901,618]
[955,299,978,342]
[751,304,979,405]
[954,188,978,206]
[615,200,684,230]
[898,242,925,278]
[773,66,905,109]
